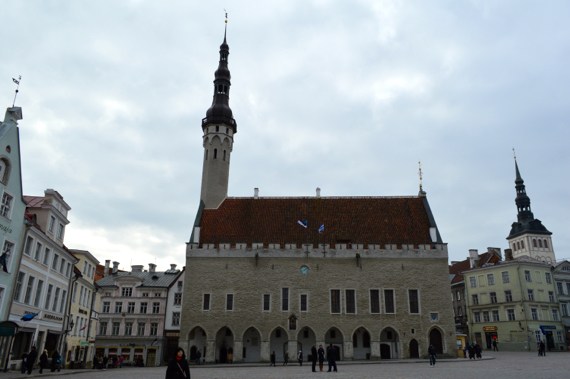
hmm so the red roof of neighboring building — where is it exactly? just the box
[449,250,502,284]
[23,195,46,207]
[197,196,441,248]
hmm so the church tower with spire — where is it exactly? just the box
[507,157,555,263]
[199,18,237,209]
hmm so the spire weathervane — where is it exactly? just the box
[418,161,423,193]
[12,75,21,107]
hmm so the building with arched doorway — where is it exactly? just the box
[180,22,456,363]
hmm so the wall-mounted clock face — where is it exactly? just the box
[299,265,310,275]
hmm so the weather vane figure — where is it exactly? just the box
[12,75,22,107]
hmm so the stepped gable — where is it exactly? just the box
[198,196,439,248]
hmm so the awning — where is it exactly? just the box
[0,321,19,337]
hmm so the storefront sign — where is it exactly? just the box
[482,326,497,332]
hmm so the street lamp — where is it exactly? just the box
[65,318,75,334]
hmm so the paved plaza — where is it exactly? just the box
[2,351,568,379]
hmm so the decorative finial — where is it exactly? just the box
[512,147,517,162]
[418,161,423,192]
[12,75,21,107]
[224,9,228,24]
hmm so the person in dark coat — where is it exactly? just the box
[39,350,49,374]
[326,344,337,372]
[165,347,191,379]
[317,344,325,372]
[20,353,28,374]
[428,344,436,366]
[50,350,61,372]
[297,350,303,366]
[26,346,38,374]
[270,351,276,366]
[310,345,318,372]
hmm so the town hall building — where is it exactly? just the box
[179,23,456,363]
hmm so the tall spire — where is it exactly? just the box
[202,12,237,133]
[513,154,534,223]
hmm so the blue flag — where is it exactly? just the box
[297,219,308,228]
[318,224,325,233]
[21,312,39,321]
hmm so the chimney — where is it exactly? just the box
[104,260,110,277]
[170,264,177,271]
[505,248,513,261]
[316,187,321,198]
[149,263,157,273]
[254,188,259,199]
[131,265,144,273]
[112,261,119,274]
[468,249,479,269]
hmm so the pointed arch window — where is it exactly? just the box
[538,239,543,248]
[214,149,218,159]
[533,239,537,248]
[223,150,226,161]
[544,239,548,249]
[521,240,524,249]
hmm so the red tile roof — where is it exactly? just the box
[23,195,46,207]
[198,196,440,248]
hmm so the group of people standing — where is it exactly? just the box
[20,346,62,375]
[270,344,338,372]
[464,343,483,359]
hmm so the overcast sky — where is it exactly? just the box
[2,0,569,271]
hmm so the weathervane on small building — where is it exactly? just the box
[11,75,21,107]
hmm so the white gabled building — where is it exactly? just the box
[0,106,28,371]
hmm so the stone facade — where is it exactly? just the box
[180,244,456,362]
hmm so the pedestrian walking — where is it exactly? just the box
[270,351,276,366]
[165,347,191,379]
[492,339,498,351]
[317,344,325,372]
[26,346,38,374]
[20,353,27,374]
[311,345,317,372]
[50,350,61,372]
[283,351,289,366]
[297,350,303,366]
[39,349,48,374]
[428,344,436,366]
[326,344,337,372]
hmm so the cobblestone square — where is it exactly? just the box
[2,351,568,379]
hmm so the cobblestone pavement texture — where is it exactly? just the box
[2,352,568,379]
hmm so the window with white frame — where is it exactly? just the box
[48,215,55,233]
[33,242,42,261]
[2,240,14,270]
[330,289,341,314]
[469,277,477,288]
[23,276,35,304]
[13,271,25,301]
[345,289,356,314]
[300,293,308,312]
[408,289,419,314]
[172,312,180,326]
[384,289,395,314]
[262,294,271,312]
[34,280,43,307]
[487,273,495,285]
[370,289,381,314]
[502,271,510,284]
[281,288,289,312]
[0,192,13,218]
[226,293,234,311]
[202,294,211,311]
[174,293,182,306]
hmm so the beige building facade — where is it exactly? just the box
[465,255,565,352]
